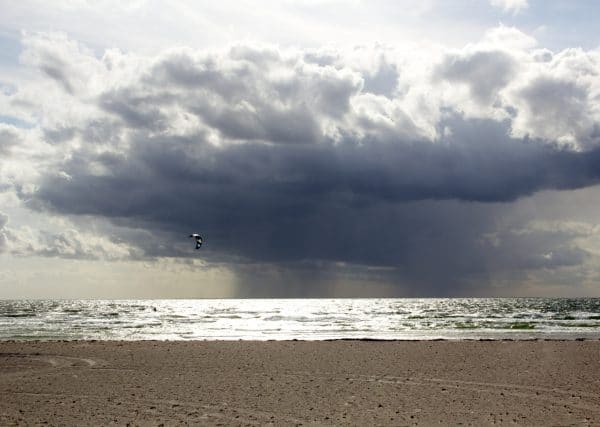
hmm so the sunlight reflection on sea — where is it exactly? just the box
[1,298,600,341]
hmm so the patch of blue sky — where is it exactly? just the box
[526,0,600,50]
[0,81,17,96]
[288,1,599,52]
[0,31,22,68]
[423,0,600,51]
[0,115,35,129]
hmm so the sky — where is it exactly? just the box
[1,0,600,298]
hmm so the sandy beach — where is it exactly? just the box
[1,340,599,425]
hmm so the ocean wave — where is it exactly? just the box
[1,298,600,341]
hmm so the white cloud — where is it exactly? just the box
[490,0,529,15]
[507,48,600,148]
[480,25,537,50]
[13,25,597,151]
[3,218,139,261]
[0,124,21,155]
[0,211,8,252]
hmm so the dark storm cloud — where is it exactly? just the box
[15,39,600,293]
[27,119,564,211]
[30,115,600,277]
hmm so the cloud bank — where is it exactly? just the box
[2,26,600,295]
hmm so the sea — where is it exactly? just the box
[1,298,600,341]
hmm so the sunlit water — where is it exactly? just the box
[1,298,600,341]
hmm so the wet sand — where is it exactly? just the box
[1,340,599,425]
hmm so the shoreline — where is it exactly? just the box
[2,340,599,425]
[1,336,600,342]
